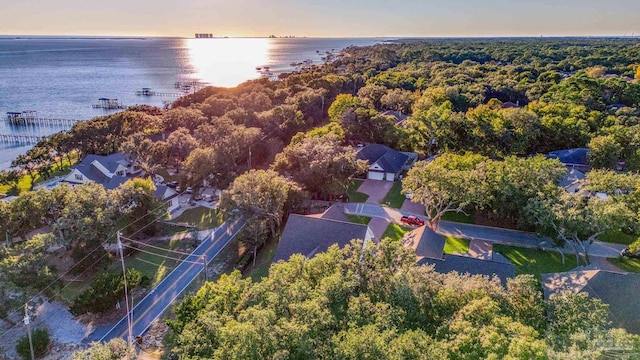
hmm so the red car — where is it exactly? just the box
[400,215,425,226]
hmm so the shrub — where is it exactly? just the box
[16,328,50,360]
[70,269,149,315]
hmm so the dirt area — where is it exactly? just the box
[0,299,89,360]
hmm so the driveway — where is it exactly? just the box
[401,198,425,215]
[358,180,393,204]
[368,217,389,243]
[343,203,626,258]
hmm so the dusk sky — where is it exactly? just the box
[2,0,639,37]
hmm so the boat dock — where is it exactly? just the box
[0,133,47,145]
[92,98,126,110]
[135,88,182,97]
[5,111,84,126]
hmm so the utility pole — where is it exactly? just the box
[117,232,133,356]
[23,303,34,360]
[248,148,252,169]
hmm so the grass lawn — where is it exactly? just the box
[382,223,413,241]
[245,239,278,282]
[347,179,369,203]
[608,257,640,273]
[444,236,470,254]
[381,181,405,208]
[493,244,578,278]
[345,214,371,225]
[441,211,475,224]
[599,230,640,246]
[0,153,79,195]
[111,238,186,287]
[174,207,222,230]
[156,168,182,183]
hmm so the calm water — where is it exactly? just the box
[0,37,384,169]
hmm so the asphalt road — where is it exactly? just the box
[96,217,246,342]
[343,203,626,258]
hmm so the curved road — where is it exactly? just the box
[343,203,625,258]
[95,217,246,342]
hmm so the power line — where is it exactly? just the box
[119,235,195,257]
[121,244,202,265]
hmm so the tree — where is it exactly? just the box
[162,107,207,133]
[16,328,50,360]
[72,338,132,360]
[111,178,166,236]
[402,153,488,230]
[219,170,301,266]
[588,135,622,170]
[328,94,359,122]
[272,134,367,197]
[635,66,640,80]
[380,88,413,113]
[526,190,635,265]
[166,128,198,172]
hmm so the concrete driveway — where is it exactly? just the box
[368,217,389,243]
[358,180,393,204]
[401,198,425,215]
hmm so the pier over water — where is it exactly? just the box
[5,111,84,127]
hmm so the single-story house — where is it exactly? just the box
[357,144,410,181]
[404,226,516,285]
[542,270,640,334]
[272,214,374,263]
[546,148,590,172]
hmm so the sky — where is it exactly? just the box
[1,0,639,38]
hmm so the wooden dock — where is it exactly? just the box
[92,98,126,110]
[5,112,84,126]
[0,133,47,145]
[135,88,182,97]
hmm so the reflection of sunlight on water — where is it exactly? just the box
[186,38,270,87]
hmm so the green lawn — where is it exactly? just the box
[599,230,640,246]
[0,153,79,195]
[174,207,222,230]
[381,181,405,208]
[493,245,578,278]
[112,239,186,287]
[382,223,412,241]
[347,179,369,203]
[441,211,475,224]
[245,240,278,282]
[156,168,182,183]
[444,236,470,254]
[345,214,371,225]
[608,257,640,273]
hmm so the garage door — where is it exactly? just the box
[367,171,384,181]
[385,173,395,181]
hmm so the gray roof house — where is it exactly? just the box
[63,153,176,201]
[542,270,640,334]
[404,226,516,285]
[381,110,409,125]
[547,148,590,172]
[273,214,374,263]
[357,144,410,181]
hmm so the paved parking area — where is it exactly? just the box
[358,180,394,204]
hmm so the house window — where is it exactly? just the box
[116,171,124,176]
[75,174,83,181]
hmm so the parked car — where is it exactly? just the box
[166,181,179,188]
[621,247,640,259]
[400,215,425,226]
[185,187,193,194]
